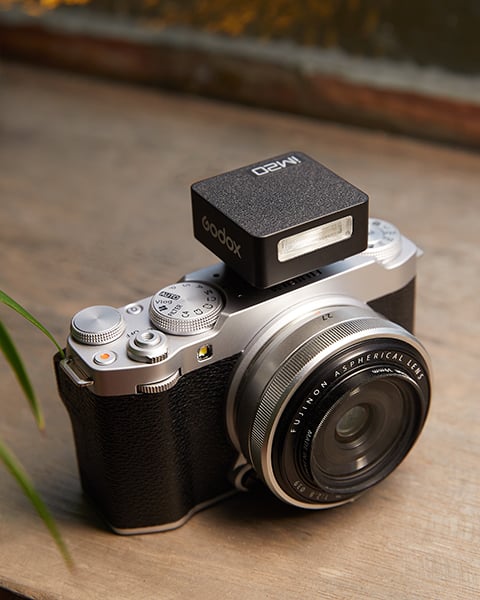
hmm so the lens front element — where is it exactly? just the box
[335,403,370,441]
[308,375,420,492]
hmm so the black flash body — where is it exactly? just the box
[191,151,369,288]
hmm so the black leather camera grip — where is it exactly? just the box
[54,352,240,532]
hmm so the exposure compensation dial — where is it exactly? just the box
[363,218,402,263]
[149,281,224,335]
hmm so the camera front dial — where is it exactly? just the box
[229,303,430,508]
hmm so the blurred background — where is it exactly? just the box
[1,0,479,148]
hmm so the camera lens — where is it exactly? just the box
[308,376,419,492]
[228,303,430,508]
[335,403,370,441]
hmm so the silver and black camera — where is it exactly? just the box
[55,152,431,534]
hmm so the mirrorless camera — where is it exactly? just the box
[55,152,431,533]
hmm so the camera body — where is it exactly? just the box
[55,153,430,533]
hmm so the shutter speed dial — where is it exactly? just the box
[149,281,224,335]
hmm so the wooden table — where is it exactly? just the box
[1,62,479,600]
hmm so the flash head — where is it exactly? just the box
[191,151,369,288]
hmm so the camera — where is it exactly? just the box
[55,152,431,534]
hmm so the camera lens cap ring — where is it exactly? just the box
[149,281,224,335]
[71,305,125,345]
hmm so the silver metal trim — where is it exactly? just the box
[108,489,238,534]
[249,316,391,467]
[225,297,369,451]
[64,221,422,397]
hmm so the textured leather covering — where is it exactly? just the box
[368,277,416,333]
[55,353,241,531]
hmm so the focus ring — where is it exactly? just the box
[249,316,398,474]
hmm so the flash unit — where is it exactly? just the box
[191,152,368,288]
[277,216,353,263]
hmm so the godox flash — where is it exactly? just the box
[191,151,369,288]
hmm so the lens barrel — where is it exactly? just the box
[229,304,430,508]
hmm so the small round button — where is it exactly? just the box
[93,350,117,365]
[71,305,125,345]
[134,330,164,347]
[149,281,224,335]
[126,304,143,315]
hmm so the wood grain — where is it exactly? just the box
[0,62,479,600]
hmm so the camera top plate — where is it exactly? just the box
[191,151,368,288]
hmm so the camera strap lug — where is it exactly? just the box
[229,456,257,491]
[60,358,93,388]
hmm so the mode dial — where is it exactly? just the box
[363,218,402,263]
[71,305,125,345]
[149,281,223,336]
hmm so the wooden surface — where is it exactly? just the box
[0,62,479,600]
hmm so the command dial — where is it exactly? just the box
[149,281,224,335]
[70,305,125,345]
[363,218,402,263]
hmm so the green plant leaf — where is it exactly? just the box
[0,319,44,430]
[0,438,73,568]
[0,290,65,359]
[0,291,72,565]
